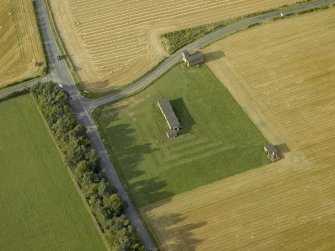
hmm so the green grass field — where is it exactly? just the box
[0,95,106,251]
[94,64,269,207]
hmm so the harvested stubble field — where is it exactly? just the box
[143,9,335,250]
[0,0,44,88]
[49,0,301,92]
[0,95,106,251]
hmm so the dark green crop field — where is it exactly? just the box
[0,95,106,251]
[94,64,269,207]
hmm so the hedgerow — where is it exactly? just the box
[31,81,144,251]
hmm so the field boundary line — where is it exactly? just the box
[83,0,335,106]
[160,0,319,54]
[0,1,46,89]
[200,1,335,50]
[30,92,111,251]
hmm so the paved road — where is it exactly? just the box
[32,0,157,250]
[83,0,335,109]
[0,0,334,250]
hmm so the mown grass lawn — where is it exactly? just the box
[94,64,269,207]
[0,95,106,251]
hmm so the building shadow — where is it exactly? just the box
[275,143,290,158]
[95,101,207,250]
[170,98,195,134]
[205,50,225,62]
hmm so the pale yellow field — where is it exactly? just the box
[143,9,335,250]
[0,0,45,88]
[48,0,301,92]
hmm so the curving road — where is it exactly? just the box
[83,0,335,109]
[1,0,334,250]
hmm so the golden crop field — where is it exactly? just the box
[48,0,301,92]
[143,8,335,250]
[0,0,45,88]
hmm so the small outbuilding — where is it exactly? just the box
[264,143,280,162]
[157,99,181,138]
[182,50,205,67]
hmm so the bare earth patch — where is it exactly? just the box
[143,9,335,250]
[48,0,301,92]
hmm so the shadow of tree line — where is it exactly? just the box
[98,105,170,204]
[98,102,206,250]
[148,213,206,251]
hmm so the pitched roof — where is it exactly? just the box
[264,144,277,153]
[182,50,204,62]
[186,51,204,62]
[158,99,180,129]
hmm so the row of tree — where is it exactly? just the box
[31,82,144,251]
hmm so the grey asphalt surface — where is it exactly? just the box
[25,0,156,250]
[0,0,334,250]
[83,0,335,109]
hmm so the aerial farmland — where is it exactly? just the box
[48,0,302,92]
[94,63,269,207]
[0,95,107,250]
[143,8,335,250]
[0,0,44,88]
[1,0,335,250]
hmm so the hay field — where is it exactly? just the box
[143,9,335,250]
[0,95,107,250]
[49,0,301,92]
[0,0,44,88]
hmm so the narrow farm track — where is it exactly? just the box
[0,0,334,250]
